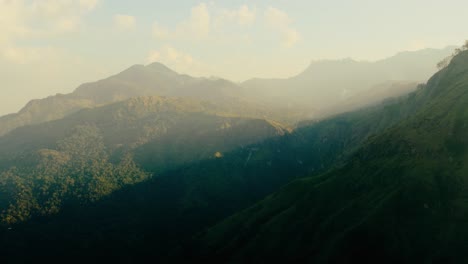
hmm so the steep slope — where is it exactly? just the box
[241,47,453,114]
[197,51,468,263]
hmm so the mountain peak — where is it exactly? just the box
[146,62,178,75]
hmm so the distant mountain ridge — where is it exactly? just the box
[0,63,248,136]
[241,46,455,112]
[0,47,455,137]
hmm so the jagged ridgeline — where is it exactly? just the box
[195,51,468,263]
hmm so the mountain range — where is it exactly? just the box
[0,47,453,136]
[0,46,466,263]
[0,84,421,261]
[241,47,454,113]
[0,63,255,136]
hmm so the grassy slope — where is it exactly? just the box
[196,51,468,264]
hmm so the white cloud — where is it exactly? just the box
[56,16,81,32]
[114,14,136,31]
[32,0,73,18]
[147,46,193,65]
[0,4,25,44]
[237,5,256,26]
[31,0,99,32]
[2,46,42,64]
[283,28,300,48]
[178,2,211,38]
[150,4,300,50]
[32,0,98,18]
[146,46,222,77]
[152,3,256,41]
[79,0,98,11]
[0,0,99,44]
[147,50,161,63]
[408,39,427,51]
[0,0,100,66]
[264,7,301,47]
[152,22,169,39]
[167,46,192,63]
[264,7,291,28]
[215,5,256,29]
[152,3,211,40]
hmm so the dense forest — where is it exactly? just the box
[0,124,149,224]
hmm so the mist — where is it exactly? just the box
[2,1,468,263]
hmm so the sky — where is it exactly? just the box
[1,0,468,115]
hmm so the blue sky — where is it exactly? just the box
[0,0,467,115]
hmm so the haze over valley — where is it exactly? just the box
[1,1,468,263]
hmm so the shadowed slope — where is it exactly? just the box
[197,51,468,264]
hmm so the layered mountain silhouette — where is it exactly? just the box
[0,62,260,136]
[241,47,454,113]
[0,87,418,261]
[0,46,465,263]
[0,47,453,136]
[1,48,462,262]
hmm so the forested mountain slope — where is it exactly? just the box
[196,50,468,264]
[0,96,287,226]
[0,68,431,261]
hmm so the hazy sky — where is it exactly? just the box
[1,0,467,115]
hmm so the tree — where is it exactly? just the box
[0,124,151,224]
[437,40,468,69]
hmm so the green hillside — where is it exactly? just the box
[0,73,427,261]
[196,51,468,263]
[0,48,464,263]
